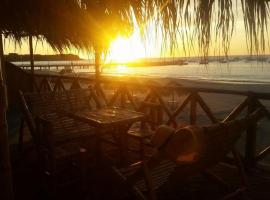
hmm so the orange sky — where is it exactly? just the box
[3,15,269,61]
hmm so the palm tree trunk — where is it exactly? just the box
[29,35,34,91]
[0,34,14,200]
[94,47,101,82]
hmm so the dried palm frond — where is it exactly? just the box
[0,0,269,57]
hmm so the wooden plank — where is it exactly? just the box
[255,99,270,120]
[167,94,191,125]
[222,98,248,122]
[245,96,258,167]
[39,77,52,92]
[53,78,66,91]
[120,86,126,108]
[32,78,40,92]
[151,88,173,121]
[126,88,139,111]
[256,145,270,161]
[70,79,81,89]
[26,73,270,101]
[190,92,197,125]
[96,84,109,106]
[89,89,102,109]
[196,93,218,123]
[18,118,25,152]
[108,86,122,106]
[138,91,153,111]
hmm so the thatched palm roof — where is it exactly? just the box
[0,0,269,56]
[82,0,270,56]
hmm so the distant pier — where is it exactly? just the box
[16,62,94,71]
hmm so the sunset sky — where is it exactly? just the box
[3,10,268,62]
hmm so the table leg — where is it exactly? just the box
[95,129,102,165]
[118,124,132,165]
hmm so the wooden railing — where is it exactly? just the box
[22,72,270,167]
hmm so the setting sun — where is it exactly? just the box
[107,33,145,63]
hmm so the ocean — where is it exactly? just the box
[13,59,270,85]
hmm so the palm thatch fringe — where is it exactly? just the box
[0,0,269,56]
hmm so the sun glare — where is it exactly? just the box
[116,65,129,73]
[108,33,145,63]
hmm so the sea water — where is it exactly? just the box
[13,60,270,84]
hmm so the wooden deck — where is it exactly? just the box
[5,63,270,199]
[11,141,270,200]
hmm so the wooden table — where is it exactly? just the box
[68,107,145,164]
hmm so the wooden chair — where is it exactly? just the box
[34,115,87,194]
[127,101,164,160]
[18,89,100,195]
[18,89,97,151]
[113,109,264,200]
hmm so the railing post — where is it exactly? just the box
[190,91,197,125]
[157,105,163,125]
[245,93,257,168]
[70,78,81,90]
[120,85,126,108]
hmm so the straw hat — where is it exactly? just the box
[165,126,205,164]
[151,125,205,163]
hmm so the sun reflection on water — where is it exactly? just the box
[114,65,133,75]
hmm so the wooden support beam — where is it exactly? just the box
[53,77,66,91]
[245,94,258,168]
[223,98,248,122]
[0,34,14,200]
[196,93,218,123]
[126,89,139,111]
[190,92,197,125]
[167,94,191,126]
[108,86,122,106]
[256,145,270,162]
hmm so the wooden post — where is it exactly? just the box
[94,47,101,85]
[157,105,163,125]
[29,35,34,91]
[190,92,197,125]
[0,34,14,200]
[94,47,102,102]
[120,86,126,108]
[245,94,257,168]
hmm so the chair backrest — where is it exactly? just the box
[19,90,60,144]
[23,91,57,115]
[65,89,92,112]
[19,88,101,135]
[19,91,38,142]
